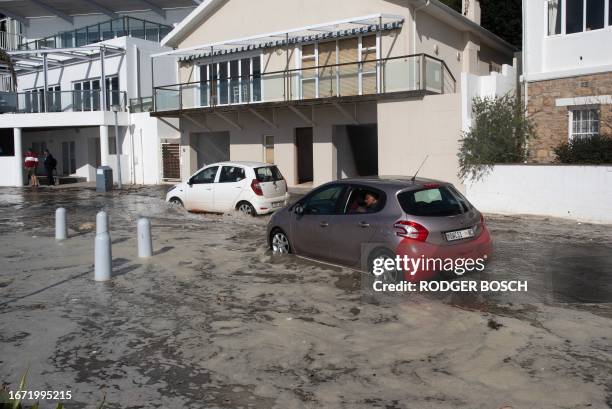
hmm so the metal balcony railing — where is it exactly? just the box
[0,31,24,50]
[0,90,127,113]
[129,96,154,113]
[153,54,456,112]
[17,17,172,51]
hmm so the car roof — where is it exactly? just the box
[206,161,272,168]
[330,176,451,192]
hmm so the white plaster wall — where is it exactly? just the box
[461,64,516,132]
[466,165,612,223]
[377,93,464,190]
[0,157,20,186]
[523,0,612,81]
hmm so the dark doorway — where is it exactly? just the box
[346,124,378,176]
[296,127,313,184]
[195,131,230,169]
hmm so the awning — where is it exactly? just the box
[152,13,404,62]
[2,45,125,76]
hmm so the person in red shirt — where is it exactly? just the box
[24,148,39,187]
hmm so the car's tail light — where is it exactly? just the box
[251,179,263,196]
[394,220,429,242]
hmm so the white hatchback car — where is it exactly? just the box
[165,161,290,215]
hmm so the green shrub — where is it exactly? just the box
[554,135,612,164]
[458,94,536,181]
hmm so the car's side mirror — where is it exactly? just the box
[294,204,304,215]
[187,177,194,187]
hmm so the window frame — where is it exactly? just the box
[568,106,600,141]
[218,165,246,183]
[190,165,219,184]
[548,0,610,36]
[342,184,387,215]
[263,135,275,164]
[296,183,347,216]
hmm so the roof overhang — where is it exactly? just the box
[153,13,405,60]
[1,45,125,76]
[161,0,516,57]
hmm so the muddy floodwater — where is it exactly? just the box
[0,186,611,409]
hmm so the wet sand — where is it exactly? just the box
[0,186,610,409]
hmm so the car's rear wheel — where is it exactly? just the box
[237,201,256,216]
[169,197,183,207]
[271,229,291,254]
[368,248,402,284]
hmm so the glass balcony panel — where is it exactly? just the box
[156,88,180,111]
[145,22,160,42]
[100,21,114,40]
[261,72,285,102]
[382,57,420,93]
[181,84,198,109]
[425,57,443,93]
[88,24,100,43]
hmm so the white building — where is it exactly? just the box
[522,0,612,162]
[0,1,195,186]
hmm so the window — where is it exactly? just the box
[218,166,246,183]
[263,135,274,164]
[301,184,345,215]
[566,0,585,33]
[397,186,464,217]
[254,165,284,182]
[73,76,119,111]
[551,0,608,35]
[198,56,261,106]
[587,0,605,29]
[570,107,600,140]
[548,0,562,35]
[191,166,218,184]
[345,187,386,214]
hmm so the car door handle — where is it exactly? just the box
[320,222,329,227]
[358,221,370,228]
[234,186,242,189]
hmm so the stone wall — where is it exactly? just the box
[527,72,612,162]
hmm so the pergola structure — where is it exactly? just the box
[0,0,198,26]
[153,13,405,60]
[0,45,125,110]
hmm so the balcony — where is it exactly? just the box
[0,90,127,114]
[0,31,24,51]
[17,17,172,51]
[152,54,456,115]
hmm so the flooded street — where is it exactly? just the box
[0,186,611,409]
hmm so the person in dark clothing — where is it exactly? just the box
[43,149,57,186]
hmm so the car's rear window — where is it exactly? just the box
[255,166,284,182]
[397,186,464,216]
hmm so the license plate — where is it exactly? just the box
[271,201,284,208]
[445,228,474,241]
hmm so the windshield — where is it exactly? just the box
[254,166,284,182]
[397,186,464,217]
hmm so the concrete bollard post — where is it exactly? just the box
[55,208,67,240]
[137,218,152,258]
[94,211,112,281]
[96,211,108,235]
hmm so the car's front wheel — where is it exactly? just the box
[271,229,291,254]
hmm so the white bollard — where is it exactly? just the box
[94,211,112,281]
[96,211,108,235]
[137,218,153,258]
[55,208,67,240]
